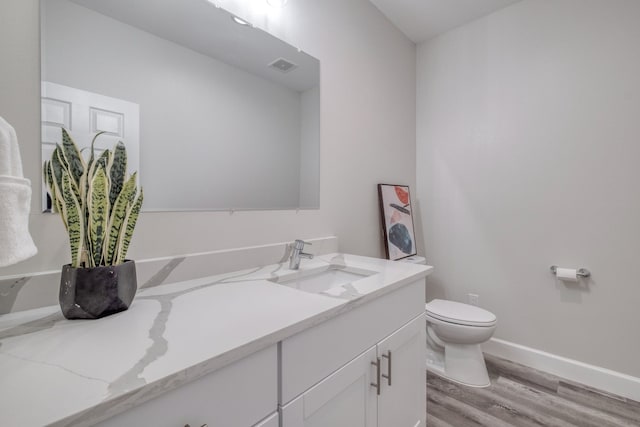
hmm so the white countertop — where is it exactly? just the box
[0,253,432,426]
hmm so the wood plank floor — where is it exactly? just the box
[426,354,640,427]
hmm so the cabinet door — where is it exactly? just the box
[282,346,378,427]
[377,314,426,427]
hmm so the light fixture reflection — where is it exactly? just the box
[266,0,288,8]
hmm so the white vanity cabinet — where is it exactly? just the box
[281,315,425,427]
[280,280,426,427]
[92,279,425,427]
[95,345,278,427]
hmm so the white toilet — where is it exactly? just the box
[400,256,497,387]
[425,299,497,387]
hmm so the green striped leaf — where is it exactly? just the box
[87,131,107,167]
[84,150,110,215]
[47,160,67,222]
[44,161,55,199]
[104,173,137,265]
[95,150,110,172]
[44,161,65,220]
[116,188,143,264]
[78,170,88,205]
[61,128,85,184]
[88,166,109,267]
[61,172,85,267]
[109,141,127,207]
[87,150,110,181]
[53,144,83,204]
[85,133,109,190]
[51,146,66,193]
[43,160,54,207]
[42,160,50,188]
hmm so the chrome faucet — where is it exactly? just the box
[289,240,313,270]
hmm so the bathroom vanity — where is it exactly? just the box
[0,254,432,427]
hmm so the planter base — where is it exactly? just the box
[59,260,137,319]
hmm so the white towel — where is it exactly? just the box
[0,116,37,267]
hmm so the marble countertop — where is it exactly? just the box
[0,253,432,427]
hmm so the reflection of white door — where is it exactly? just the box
[41,81,139,211]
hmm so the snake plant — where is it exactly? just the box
[43,129,143,268]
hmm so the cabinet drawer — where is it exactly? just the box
[281,279,425,403]
[96,345,277,427]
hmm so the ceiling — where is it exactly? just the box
[369,0,521,44]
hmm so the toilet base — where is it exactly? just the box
[443,343,490,387]
[426,334,491,388]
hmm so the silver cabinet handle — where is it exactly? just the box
[370,358,381,395]
[184,424,208,427]
[382,350,392,386]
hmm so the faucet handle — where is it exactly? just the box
[293,239,312,249]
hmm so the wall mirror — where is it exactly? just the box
[40,0,320,211]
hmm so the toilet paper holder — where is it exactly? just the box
[550,265,591,278]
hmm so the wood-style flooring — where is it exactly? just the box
[426,354,640,427]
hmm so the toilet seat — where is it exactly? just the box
[426,299,497,327]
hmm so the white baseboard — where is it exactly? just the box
[483,338,640,402]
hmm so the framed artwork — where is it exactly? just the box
[378,184,417,260]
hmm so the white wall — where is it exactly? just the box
[43,0,302,211]
[0,0,415,274]
[417,0,640,377]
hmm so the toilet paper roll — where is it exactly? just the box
[556,268,578,282]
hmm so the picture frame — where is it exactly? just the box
[378,184,417,260]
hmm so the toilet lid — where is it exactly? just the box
[425,299,497,327]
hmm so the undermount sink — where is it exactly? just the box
[269,266,376,294]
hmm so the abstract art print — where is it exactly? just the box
[378,184,417,260]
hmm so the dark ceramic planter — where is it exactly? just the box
[59,260,137,319]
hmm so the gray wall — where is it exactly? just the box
[417,0,640,377]
[299,86,320,208]
[0,0,415,275]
